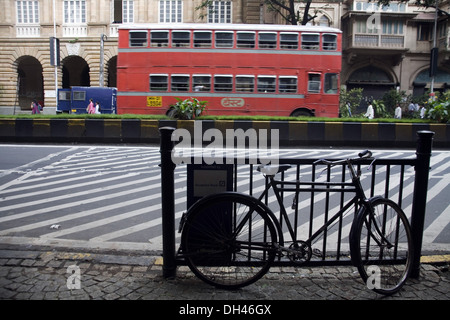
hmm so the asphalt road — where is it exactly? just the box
[0,144,448,255]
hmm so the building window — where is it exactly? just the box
[417,23,432,41]
[208,1,232,24]
[112,0,134,23]
[16,0,39,24]
[64,0,86,24]
[383,20,403,35]
[159,0,182,23]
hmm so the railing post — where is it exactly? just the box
[159,126,177,279]
[410,130,434,279]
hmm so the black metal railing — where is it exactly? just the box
[160,127,434,279]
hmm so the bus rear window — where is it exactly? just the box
[237,32,255,48]
[215,31,234,48]
[172,31,190,47]
[151,31,169,47]
[150,74,168,91]
[129,31,148,47]
[302,33,320,50]
[323,34,337,50]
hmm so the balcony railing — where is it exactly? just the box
[16,25,40,37]
[348,33,405,49]
[63,25,87,37]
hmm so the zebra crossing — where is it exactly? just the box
[0,144,448,253]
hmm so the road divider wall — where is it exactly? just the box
[0,118,448,148]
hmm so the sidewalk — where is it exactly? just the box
[0,247,449,301]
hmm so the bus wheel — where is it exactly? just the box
[291,109,313,117]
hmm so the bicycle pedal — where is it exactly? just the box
[312,248,322,257]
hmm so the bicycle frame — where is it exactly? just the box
[255,160,370,252]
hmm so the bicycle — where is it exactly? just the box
[178,150,414,295]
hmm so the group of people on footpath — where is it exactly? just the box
[31,98,101,114]
[86,98,101,114]
[363,101,425,120]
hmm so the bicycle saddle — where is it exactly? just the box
[257,164,292,176]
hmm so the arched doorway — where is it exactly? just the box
[107,56,117,87]
[16,56,44,110]
[62,56,90,88]
[346,65,396,111]
[413,68,450,97]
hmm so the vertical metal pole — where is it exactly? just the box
[410,130,434,279]
[100,34,107,87]
[159,127,177,278]
[53,0,58,109]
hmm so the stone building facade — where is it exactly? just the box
[1,0,449,114]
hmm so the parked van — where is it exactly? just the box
[57,87,117,114]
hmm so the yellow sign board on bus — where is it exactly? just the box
[147,96,162,107]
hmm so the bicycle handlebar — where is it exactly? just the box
[313,150,374,166]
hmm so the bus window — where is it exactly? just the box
[129,31,148,47]
[214,75,233,92]
[279,76,297,93]
[308,74,321,93]
[150,74,168,91]
[215,31,234,48]
[236,75,255,92]
[194,31,212,48]
[257,76,276,93]
[324,73,338,94]
[151,31,169,47]
[323,34,337,50]
[172,31,190,47]
[301,33,320,50]
[193,75,211,92]
[237,32,255,48]
[259,32,277,49]
[280,32,298,49]
[171,75,190,91]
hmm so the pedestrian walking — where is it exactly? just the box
[95,101,101,114]
[364,103,374,119]
[86,99,95,114]
[395,105,402,119]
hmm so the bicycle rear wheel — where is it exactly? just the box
[181,192,277,289]
[350,197,413,295]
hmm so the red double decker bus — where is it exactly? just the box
[117,23,342,117]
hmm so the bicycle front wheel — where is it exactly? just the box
[350,197,413,295]
[181,193,277,290]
